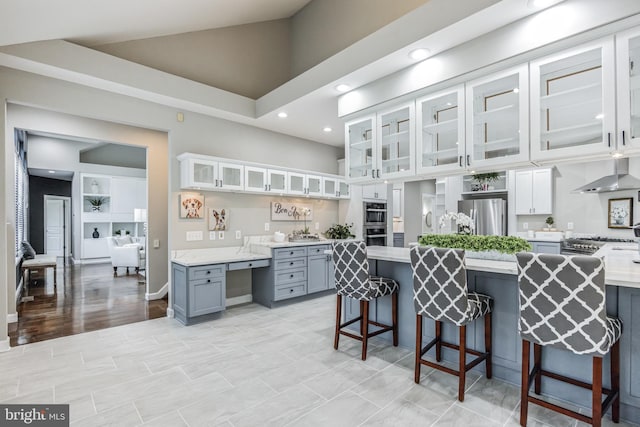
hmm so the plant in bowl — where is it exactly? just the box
[418,234,532,261]
[472,172,501,191]
[87,197,105,212]
[545,216,555,230]
[324,223,355,240]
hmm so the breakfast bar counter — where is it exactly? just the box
[357,245,640,422]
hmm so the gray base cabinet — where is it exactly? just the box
[253,244,334,308]
[530,241,561,254]
[171,262,226,325]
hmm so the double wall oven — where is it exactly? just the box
[363,202,387,246]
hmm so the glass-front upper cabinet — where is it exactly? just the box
[178,155,218,189]
[616,29,640,154]
[416,85,465,174]
[345,115,376,182]
[530,37,616,161]
[218,162,244,191]
[376,102,415,179]
[466,64,529,169]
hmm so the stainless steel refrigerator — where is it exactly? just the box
[458,199,506,236]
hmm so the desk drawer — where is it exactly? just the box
[227,259,270,271]
[190,264,226,280]
[307,245,330,255]
[274,282,307,301]
[275,256,307,270]
[274,267,307,285]
[274,247,308,260]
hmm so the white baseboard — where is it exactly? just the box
[15,281,24,303]
[75,257,110,265]
[226,294,252,307]
[166,308,174,318]
[146,282,168,301]
[0,339,10,352]
[7,313,17,323]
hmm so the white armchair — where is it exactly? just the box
[106,236,145,276]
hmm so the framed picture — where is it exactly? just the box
[608,197,633,229]
[179,193,204,219]
[271,202,313,221]
[208,208,227,231]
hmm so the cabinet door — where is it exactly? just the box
[338,181,350,199]
[267,169,287,193]
[533,242,560,254]
[245,166,267,192]
[375,183,387,200]
[362,184,377,200]
[616,29,640,154]
[377,102,415,179]
[514,170,533,215]
[531,169,552,215]
[345,115,377,182]
[181,158,218,189]
[531,37,616,162]
[307,254,329,294]
[306,174,323,197]
[218,162,244,191]
[288,172,306,195]
[323,177,338,198]
[189,278,225,316]
[466,65,529,169]
[416,86,466,174]
[110,177,139,216]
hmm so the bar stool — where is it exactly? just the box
[331,241,398,361]
[409,245,493,402]
[516,252,622,427]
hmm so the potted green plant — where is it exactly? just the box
[418,234,532,261]
[324,223,355,240]
[87,197,105,212]
[545,216,555,231]
[472,172,501,191]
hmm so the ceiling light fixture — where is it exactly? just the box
[527,0,555,8]
[335,84,350,93]
[48,170,55,174]
[277,111,288,118]
[323,127,332,133]
[409,48,431,61]
[595,113,604,120]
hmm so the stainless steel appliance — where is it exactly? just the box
[561,236,637,255]
[363,202,387,246]
[457,199,506,236]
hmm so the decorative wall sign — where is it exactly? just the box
[270,202,313,221]
[208,208,228,231]
[608,197,633,229]
[179,193,204,219]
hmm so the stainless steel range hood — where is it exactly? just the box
[572,158,640,193]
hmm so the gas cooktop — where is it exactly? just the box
[561,236,637,255]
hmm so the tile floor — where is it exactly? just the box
[1,295,637,427]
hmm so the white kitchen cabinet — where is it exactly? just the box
[306,174,323,197]
[267,169,287,194]
[466,64,530,170]
[377,102,415,179]
[362,183,387,200]
[615,28,640,154]
[244,166,290,194]
[416,85,466,175]
[345,115,376,182]
[514,168,553,215]
[217,162,244,191]
[530,37,616,162]
[178,154,243,191]
[338,180,350,199]
[288,171,306,195]
[322,177,338,198]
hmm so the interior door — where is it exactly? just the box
[45,198,64,256]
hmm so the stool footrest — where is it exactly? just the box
[529,396,591,425]
[532,368,613,395]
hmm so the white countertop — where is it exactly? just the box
[366,244,640,288]
[171,247,271,267]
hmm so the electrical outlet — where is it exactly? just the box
[235,230,241,239]
[264,223,270,231]
[153,239,160,248]
[315,222,320,230]
[523,223,528,230]
[218,231,225,240]
[567,222,574,230]
[209,231,216,240]
[186,231,203,241]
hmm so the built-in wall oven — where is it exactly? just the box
[364,202,387,246]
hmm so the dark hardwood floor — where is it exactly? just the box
[8,261,167,346]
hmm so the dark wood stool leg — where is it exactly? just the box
[361,300,369,360]
[534,343,542,395]
[435,320,442,362]
[592,356,603,427]
[521,339,530,427]
[113,267,118,276]
[485,312,492,379]
[415,314,422,384]
[392,292,398,347]
[334,294,342,350]
[458,325,466,402]
[360,301,365,337]
[612,339,620,423]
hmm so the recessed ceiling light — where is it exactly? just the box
[409,48,431,61]
[277,111,288,118]
[595,113,604,120]
[528,0,555,8]
[335,84,350,93]
[323,127,332,133]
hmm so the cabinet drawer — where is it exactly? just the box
[227,259,270,271]
[274,247,308,259]
[274,256,307,270]
[274,267,307,285]
[307,245,330,255]
[274,282,307,301]
[190,264,226,280]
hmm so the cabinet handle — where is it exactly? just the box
[377,169,381,179]
[290,289,294,293]
[219,179,223,187]
[608,132,612,147]
[459,156,463,167]
[466,155,471,166]
[622,130,626,146]
[264,184,268,191]
[268,184,271,191]
[371,169,375,178]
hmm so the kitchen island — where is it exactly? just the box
[357,244,640,423]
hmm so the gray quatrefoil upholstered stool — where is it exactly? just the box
[331,241,398,361]
[410,245,493,402]
[516,252,622,427]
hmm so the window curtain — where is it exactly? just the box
[14,129,28,255]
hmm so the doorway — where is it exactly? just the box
[44,195,71,260]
